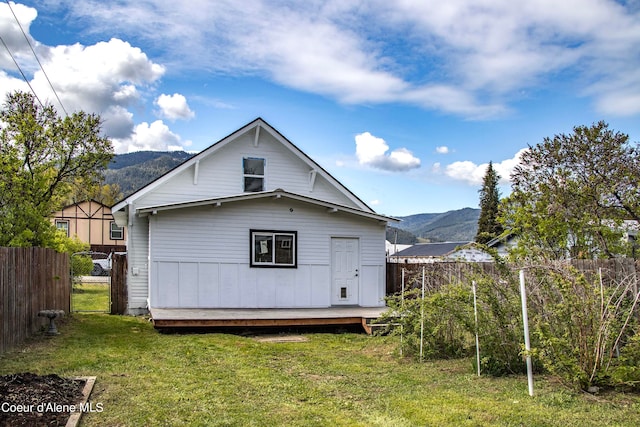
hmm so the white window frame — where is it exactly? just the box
[110,221,124,240]
[55,220,69,236]
[243,157,265,192]
[250,230,297,268]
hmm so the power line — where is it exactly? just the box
[5,0,68,116]
[0,34,45,109]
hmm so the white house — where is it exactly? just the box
[112,118,396,329]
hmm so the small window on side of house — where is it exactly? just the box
[55,220,69,236]
[243,157,265,192]
[250,230,296,267]
[110,221,124,240]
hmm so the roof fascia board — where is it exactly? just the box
[136,190,398,223]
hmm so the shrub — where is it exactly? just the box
[382,261,639,390]
[526,264,639,390]
[610,331,640,391]
[380,283,474,361]
[472,271,534,376]
[49,231,93,276]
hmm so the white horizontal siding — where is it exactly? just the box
[126,215,149,314]
[147,198,385,309]
[136,130,359,210]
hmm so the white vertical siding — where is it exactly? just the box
[146,198,385,309]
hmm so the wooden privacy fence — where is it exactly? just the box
[0,247,70,354]
[386,262,499,294]
[386,258,638,295]
[110,253,128,315]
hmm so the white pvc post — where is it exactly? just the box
[419,266,425,362]
[472,280,481,376]
[519,269,534,396]
[400,267,405,357]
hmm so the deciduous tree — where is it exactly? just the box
[500,121,639,260]
[0,91,113,247]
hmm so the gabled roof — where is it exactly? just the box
[113,118,373,213]
[57,199,110,211]
[136,189,398,223]
[486,232,517,248]
[393,242,473,257]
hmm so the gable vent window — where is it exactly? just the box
[250,230,297,268]
[243,157,265,192]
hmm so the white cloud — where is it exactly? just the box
[0,2,184,150]
[436,146,449,154]
[101,106,134,139]
[111,120,192,153]
[0,2,38,70]
[155,93,195,120]
[0,33,166,141]
[50,0,640,118]
[355,132,421,172]
[35,38,165,113]
[444,148,528,185]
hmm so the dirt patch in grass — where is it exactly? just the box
[0,373,85,426]
[254,334,310,343]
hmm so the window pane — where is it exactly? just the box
[56,221,69,236]
[254,234,273,263]
[244,177,264,192]
[275,234,294,265]
[110,221,123,240]
[243,158,264,175]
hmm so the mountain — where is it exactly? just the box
[386,226,419,245]
[103,151,193,196]
[390,208,480,243]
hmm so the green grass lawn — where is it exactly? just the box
[1,314,639,426]
[72,283,110,312]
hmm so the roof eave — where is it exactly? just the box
[136,190,398,223]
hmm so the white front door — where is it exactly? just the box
[331,237,359,305]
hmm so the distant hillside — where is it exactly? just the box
[385,226,418,245]
[103,151,193,196]
[393,208,480,242]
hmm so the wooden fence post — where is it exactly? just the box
[110,254,128,315]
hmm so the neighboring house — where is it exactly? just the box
[385,240,412,260]
[52,200,126,254]
[389,241,494,263]
[486,222,639,260]
[111,118,396,329]
[486,233,518,259]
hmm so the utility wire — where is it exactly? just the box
[0,34,45,109]
[5,0,68,116]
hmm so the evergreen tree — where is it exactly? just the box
[475,161,503,244]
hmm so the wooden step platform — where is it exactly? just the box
[150,307,387,334]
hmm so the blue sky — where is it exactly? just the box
[1,1,639,216]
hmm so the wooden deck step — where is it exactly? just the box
[150,307,388,334]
